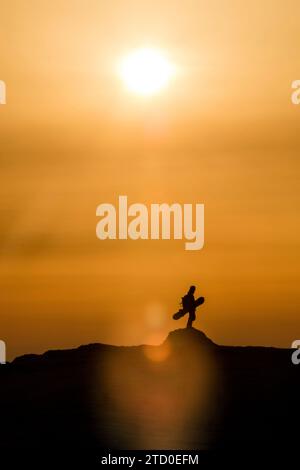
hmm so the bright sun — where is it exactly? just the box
[119,47,174,96]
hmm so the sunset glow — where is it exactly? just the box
[119,47,174,96]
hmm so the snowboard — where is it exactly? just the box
[172,296,205,320]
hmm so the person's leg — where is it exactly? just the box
[187,310,195,328]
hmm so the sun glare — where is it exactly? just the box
[119,47,174,96]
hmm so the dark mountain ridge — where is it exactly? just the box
[0,328,299,452]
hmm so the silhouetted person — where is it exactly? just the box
[183,285,196,328]
[173,285,204,323]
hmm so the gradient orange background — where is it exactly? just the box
[1,0,300,360]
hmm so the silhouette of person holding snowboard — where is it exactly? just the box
[183,285,196,328]
[172,285,205,328]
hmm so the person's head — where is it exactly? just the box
[188,285,196,294]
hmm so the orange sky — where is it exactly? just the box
[1,0,300,360]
